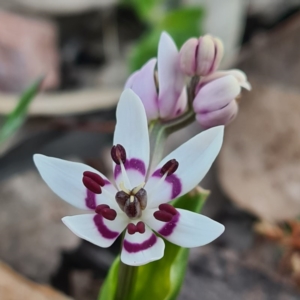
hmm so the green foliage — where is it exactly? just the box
[98,188,209,300]
[122,0,165,24]
[129,7,204,71]
[0,78,42,145]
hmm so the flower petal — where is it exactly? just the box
[146,126,224,207]
[62,213,128,248]
[33,154,118,210]
[113,89,150,188]
[157,32,185,119]
[144,208,224,247]
[193,75,241,113]
[125,58,159,121]
[199,69,251,91]
[121,225,165,266]
[196,100,238,128]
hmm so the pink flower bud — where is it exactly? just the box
[179,35,224,77]
[193,75,240,128]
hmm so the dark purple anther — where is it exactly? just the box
[82,176,102,194]
[127,223,137,235]
[111,144,127,165]
[127,222,146,235]
[83,171,106,194]
[136,221,145,234]
[83,171,105,186]
[159,203,177,216]
[95,204,110,214]
[160,159,179,176]
[153,210,173,222]
[101,208,117,221]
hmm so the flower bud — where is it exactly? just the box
[200,69,251,91]
[193,75,240,128]
[179,35,224,77]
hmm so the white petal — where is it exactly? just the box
[146,126,224,207]
[62,213,128,248]
[113,89,150,188]
[121,225,165,266]
[125,59,159,121]
[33,154,118,210]
[157,32,186,119]
[144,209,224,247]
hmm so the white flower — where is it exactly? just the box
[34,89,225,266]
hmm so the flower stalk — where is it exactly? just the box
[115,261,138,300]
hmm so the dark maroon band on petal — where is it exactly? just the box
[158,213,180,237]
[123,233,157,253]
[93,214,119,239]
[114,158,146,179]
[152,170,182,199]
[85,181,111,209]
[85,189,96,209]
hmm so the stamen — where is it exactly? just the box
[127,223,137,235]
[136,221,145,234]
[135,188,147,210]
[120,162,132,190]
[159,203,177,216]
[127,222,146,235]
[160,159,179,176]
[95,204,117,221]
[154,210,173,222]
[95,204,110,214]
[101,208,117,221]
[82,176,102,194]
[111,144,126,165]
[119,182,130,194]
[83,171,105,186]
[147,172,168,200]
[124,196,141,219]
[115,190,129,211]
[132,182,146,194]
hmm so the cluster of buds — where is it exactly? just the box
[179,34,251,128]
[126,32,250,129]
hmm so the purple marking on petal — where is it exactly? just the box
[114,158,146,179]
[93,214,119,239]
[153,170,182,199]
[123,233,157,253]
[158,212,180,237]
[85,189,96,209]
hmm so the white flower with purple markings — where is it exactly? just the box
[34,89,225,266]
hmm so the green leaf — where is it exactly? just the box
[98,187,209,300]
[98,256,120,300]
[122,0,165,24]
[129,7,204,71]
[0,78,42,144]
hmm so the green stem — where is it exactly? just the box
[147,121,167,177]
[115,261,138,300]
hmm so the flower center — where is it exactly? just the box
[115,183,147,219]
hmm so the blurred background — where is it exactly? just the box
[1,0,300,299]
